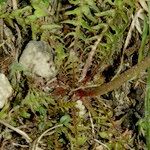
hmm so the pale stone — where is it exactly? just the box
[75,100,86,117]
[19,41,57,79]
[0,73,13,108]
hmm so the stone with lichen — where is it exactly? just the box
[19,41,57,79]
[0,73,13,108]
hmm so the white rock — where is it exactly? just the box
[0,73,13,108]
[19,41,57,79]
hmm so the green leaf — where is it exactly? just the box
[31,0,49,18]
[95,9,115,17]
[10,62,26,76]
[80,19,93,31]
[115,0,123,9]
[62,20,78,26]
[55,43,67,69]
[118,10,128,23]
[76,135,87,146]
[82,5,97,23]
[65,7,81,16]
[21,110,31,119]
[85,0,99,12]
[31,0,49,8]
[38,106,47,116]
[69,0,80,5]
[10,6,32,28]
[99,131,111,139]
[34,8,48,18]
[0,0,6,4]
[60,114,71,126]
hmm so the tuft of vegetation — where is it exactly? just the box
[0,0,150,149]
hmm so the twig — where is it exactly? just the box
[112,9,144,80]
[79,26,107,82]
[89,112,95,136]
[0,120,32,143]
[12,0,21,62]
[32,124,63,150]
[12,143,29,148]
[94,139,110,150]
[12,0,18,10]
[75,56,150,97]
[139,0,148,12]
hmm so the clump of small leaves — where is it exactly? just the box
[0,0,145,149]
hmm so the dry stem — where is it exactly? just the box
[76,56,150,97]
